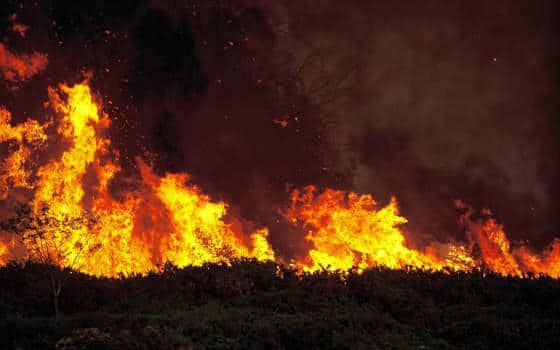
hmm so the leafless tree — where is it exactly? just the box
[1,203,100,321]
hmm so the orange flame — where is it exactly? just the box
[516,241,560,278]
[0,43,48,82]
[285,186,442,272]
[0,81,559,278]
[286,187,560,277]
[456,201,560,278]
[0,82,273,277]
[0,107,47,199]
[0,240,7,265]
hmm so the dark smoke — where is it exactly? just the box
[0,0,558,258]
[261,0,560,247]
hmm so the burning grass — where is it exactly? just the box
[1,82,559,279]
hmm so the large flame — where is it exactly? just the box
[0,107,47,199]
[0,82,274,277]
[286,187,560,277]
[285,186,442,272]
[0,81,559,278]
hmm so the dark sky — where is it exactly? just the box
[1,0,558,257]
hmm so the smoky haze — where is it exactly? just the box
[0,0,558,259]
[262,0,560,247]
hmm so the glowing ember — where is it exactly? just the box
[8,14,29,38]
[0,43,48,82]
[12,24,29,38]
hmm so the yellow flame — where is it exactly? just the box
[0,82,274,277]
[0,240,7,265]
[0,107,47,199]
[285,186,443,272]
[286,186,560,277]
[0,81,559,279]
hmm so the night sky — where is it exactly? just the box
[1,0,558,258]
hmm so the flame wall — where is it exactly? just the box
[0,1,559,278]
[0,81,559,277]
[1,82,273,276]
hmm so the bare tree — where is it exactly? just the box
[1,203,100,321]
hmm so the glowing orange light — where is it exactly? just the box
[0,81,558,279]
[0,82,274,277]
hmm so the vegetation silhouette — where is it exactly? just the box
[1,259,560,349]
[1,203,99,322]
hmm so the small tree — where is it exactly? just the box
[1,203,99,321]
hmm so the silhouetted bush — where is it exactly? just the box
[1,261,560,349]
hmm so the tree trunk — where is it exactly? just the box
[53,289,59,322]
[51,275,62,323]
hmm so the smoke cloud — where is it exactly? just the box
[0,0,558,258]
[261,0,560,246]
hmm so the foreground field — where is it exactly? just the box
[1,260,559,349]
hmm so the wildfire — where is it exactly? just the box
[0,107,47,199]
[0,81,559,278]
[286,187,560,277]
[456,201,560,278]
[285,186,442,272]
[0,81,274,277]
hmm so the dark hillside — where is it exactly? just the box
[1,261,560,349]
